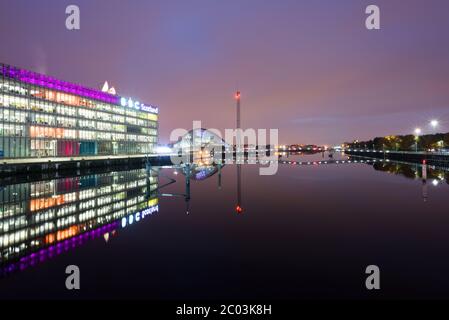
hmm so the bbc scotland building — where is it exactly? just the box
[0,63,158,166]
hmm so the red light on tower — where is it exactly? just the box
[235,91,241,100]
[235,205,243,214]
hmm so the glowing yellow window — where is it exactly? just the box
[147,113,158,121]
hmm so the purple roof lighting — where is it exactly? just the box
[1,64,120,105]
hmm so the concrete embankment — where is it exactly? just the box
[0,155,174,175]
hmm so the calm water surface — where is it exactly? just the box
[1,153,449,299]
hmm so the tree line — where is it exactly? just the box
[346,132,449,151]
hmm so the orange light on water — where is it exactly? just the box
[30,195,65,211]
[44,225,80,244]
[45,233,56,244]
[56,226,80,241]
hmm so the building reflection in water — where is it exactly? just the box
[7,157,440,277]
[0,168,159,277]
[149,159,226,215]
[0,159,230,277]
[370,160,449,202]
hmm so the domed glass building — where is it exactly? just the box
[171,128,229,164]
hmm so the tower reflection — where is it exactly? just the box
[236,164,243,214]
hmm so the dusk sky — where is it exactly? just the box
[1,0,448,145]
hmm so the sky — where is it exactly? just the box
[1,0,449,145]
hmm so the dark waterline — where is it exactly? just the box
[1,154,449,300]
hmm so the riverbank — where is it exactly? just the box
[0,154,174,175]
[345,149,449,166]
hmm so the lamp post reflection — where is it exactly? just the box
[370,158,449,202]
[422,162,428,202]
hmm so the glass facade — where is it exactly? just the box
[0,168,159,275]
[0,63,158,159]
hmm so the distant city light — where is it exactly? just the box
[414,128,422,135]
[430,120,439,128]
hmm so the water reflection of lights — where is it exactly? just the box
[121,205,159,229]
[0,168,160,277]
[2,222,119,276]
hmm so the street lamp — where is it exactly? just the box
[414,128,421,152]
[430,120,439,129]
